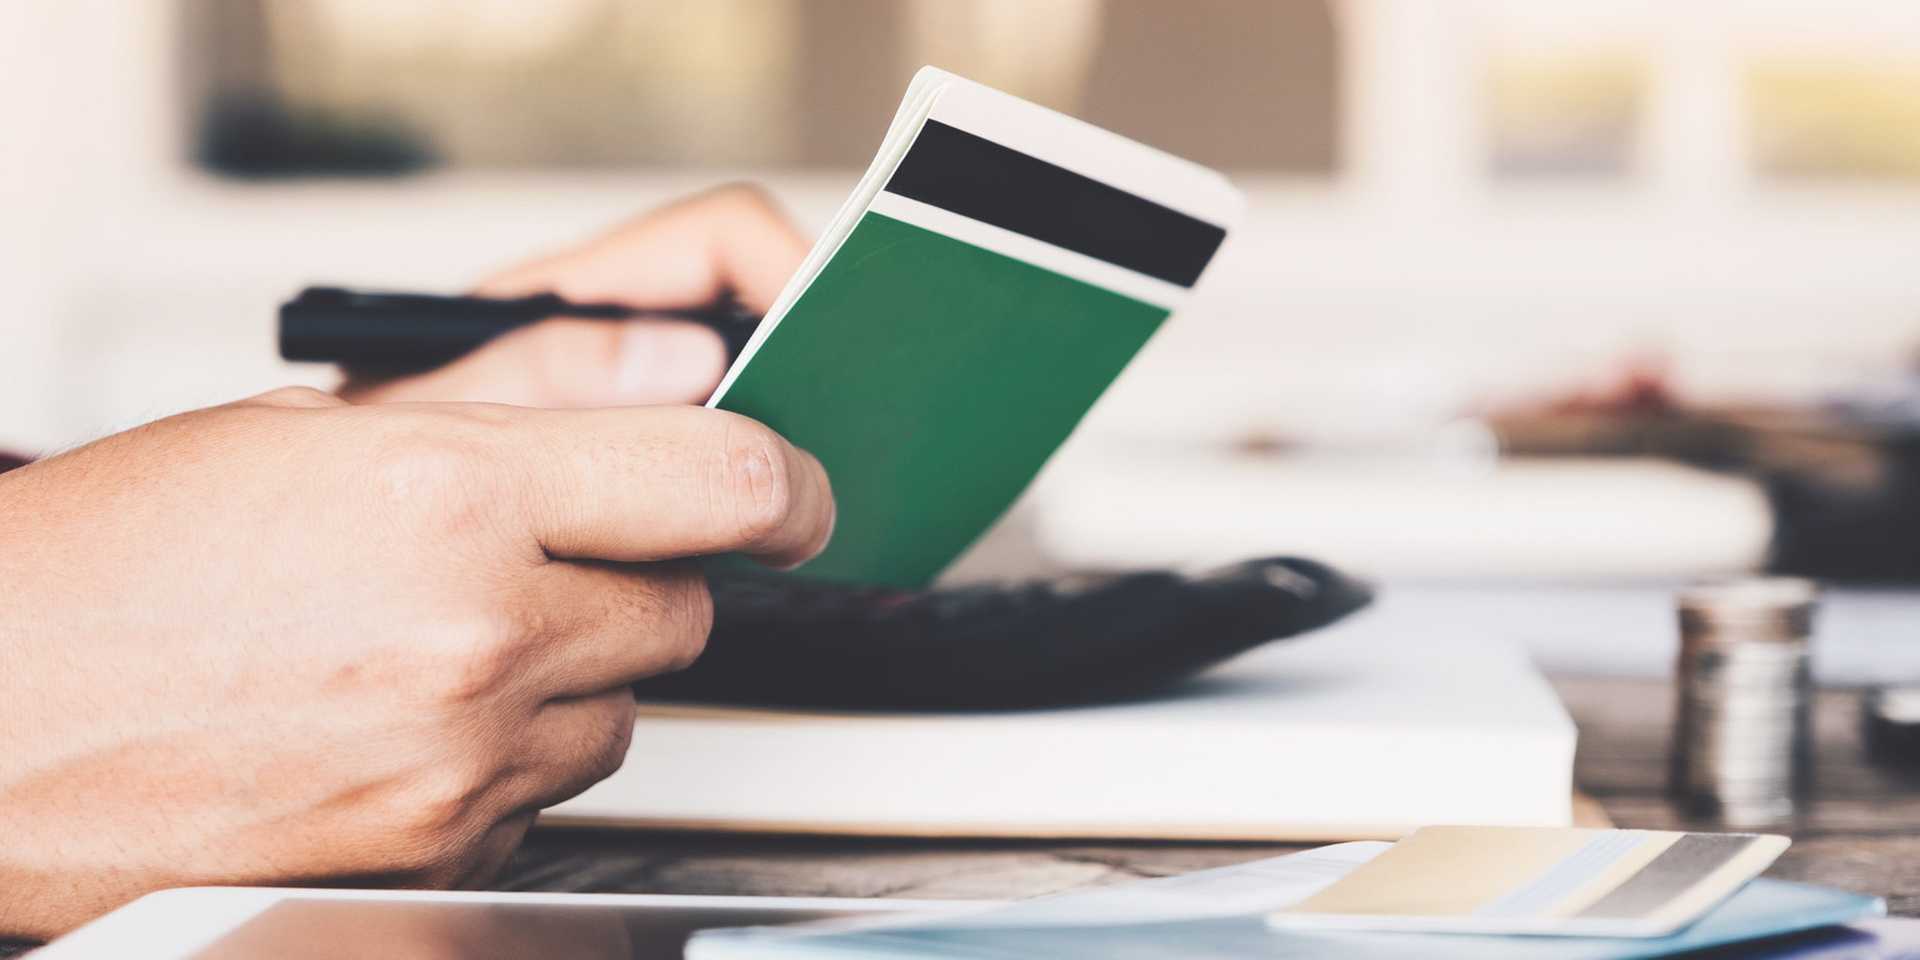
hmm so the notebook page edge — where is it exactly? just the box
[707,68,953,405]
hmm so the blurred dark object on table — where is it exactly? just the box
[0,452,30,475]
[1863,686,1920,766]
[197,96,435,179]
[1490,380,1920,582]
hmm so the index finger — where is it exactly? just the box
[513,405,834,567]
[476,184,810,314]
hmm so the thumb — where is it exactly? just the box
[340,318,728,407]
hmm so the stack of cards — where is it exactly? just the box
[1270,826,1791,937]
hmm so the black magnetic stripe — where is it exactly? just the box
[1573,834,1754,919]
[883,120,1226,288]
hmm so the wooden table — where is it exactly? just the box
[9,675,1915,955]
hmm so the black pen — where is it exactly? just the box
[278,286,763,371]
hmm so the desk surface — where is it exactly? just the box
[8,675,1915,956]
[496,676,1920,914]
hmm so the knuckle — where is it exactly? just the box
[365,427,511,544]
[716,415,793,547]
[586,700,636,783]
[603,570,710,676]
[504,595,558,648]
[529,318,621,370]
[369,437,482,508]
[250,385,342,409]
[420,613,523,704]
[389,758,493,866]
[659,572,713,673]
[710,181,780,217]
[386,833,471,886]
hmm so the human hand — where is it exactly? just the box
[0,388,832,937]
[339,184,810,407]
[1478,353,1678,418]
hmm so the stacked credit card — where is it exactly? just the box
[709,66,1243,588]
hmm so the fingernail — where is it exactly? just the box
[615,322,727,404]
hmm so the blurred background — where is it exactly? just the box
[9,0,1920,590]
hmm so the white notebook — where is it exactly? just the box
[544,606,1577,840]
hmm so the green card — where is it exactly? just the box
[710,68,1243,587]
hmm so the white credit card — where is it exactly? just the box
[1268,826,1790,938]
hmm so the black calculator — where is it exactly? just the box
[632,557,1372,711]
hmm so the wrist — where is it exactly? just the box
[0,853,121,940]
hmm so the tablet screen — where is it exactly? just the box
[190,897,848,959]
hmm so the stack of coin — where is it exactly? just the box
[1669,578,1817,827]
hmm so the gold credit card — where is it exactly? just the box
[1268,826,1789,938]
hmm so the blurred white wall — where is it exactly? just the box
[6,0,1920,462]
